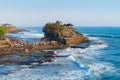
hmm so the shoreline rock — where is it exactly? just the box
[0,50,57,65]
[0,21,92,65]
[8,29,30,33]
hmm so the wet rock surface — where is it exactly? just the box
[8,29,30,33]
[0,51,57,65]
[70,43,90,49]
[69,39,103,49]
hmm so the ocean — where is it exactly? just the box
[0,26,120,80]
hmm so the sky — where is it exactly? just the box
[0,0,120,26]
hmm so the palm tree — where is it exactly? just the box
[63,23,73,28]
[66,23,73,27]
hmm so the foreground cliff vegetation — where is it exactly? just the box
[0,27,7,35]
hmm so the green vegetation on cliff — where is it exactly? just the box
[43,21,88,45]
[0,27,7,35]
[43,21,74,40]
[0,24,16,35]
[43,20,73,30]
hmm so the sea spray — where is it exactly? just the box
[7,32,44,39]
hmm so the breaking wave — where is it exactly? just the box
[0,37,116,80]
[7,32,44,39]
[87,34,120,39]
[66,40,115,80]
[1,27,117,80]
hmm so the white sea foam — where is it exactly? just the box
[7,32,44,39]
[51,40,110,79]
[88,34,120,39]
[1,31,115,80]
[59,38,112,79]
[67,48,115,80]
[86,62,115,79]
[56,38,108,58]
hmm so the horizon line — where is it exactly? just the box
[17,25,120,27]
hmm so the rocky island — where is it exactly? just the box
[43,21,89,45]
[0,21,89,65]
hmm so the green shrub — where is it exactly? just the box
[0,27,7,35]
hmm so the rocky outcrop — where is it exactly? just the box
[8,29,30,33]
[0,24,17,32]
[0,50,57,65]
[7,27,17,32]
[0,24,30,34]
[0,36,11,48]
[43,21,89,45]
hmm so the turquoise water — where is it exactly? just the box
[1,27,120,80]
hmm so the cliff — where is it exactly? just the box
[0,24,16,30]
[43,21,89,45]
[0,24,30,34]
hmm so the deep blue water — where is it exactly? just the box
[1,26,120,80]
[76,27,120,80]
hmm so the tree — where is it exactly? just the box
[43,21,75,31]
[63,23,73,28]
[54,20,61,28]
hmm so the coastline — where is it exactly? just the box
[0,21,90,65]
[0,43,68,54]
[0,26,116,80]
[0,21,89,55]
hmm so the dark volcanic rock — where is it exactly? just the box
[43,21,89,45]
[70,43,90,49]
[8,29,30,33]
[0,50,57,65]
